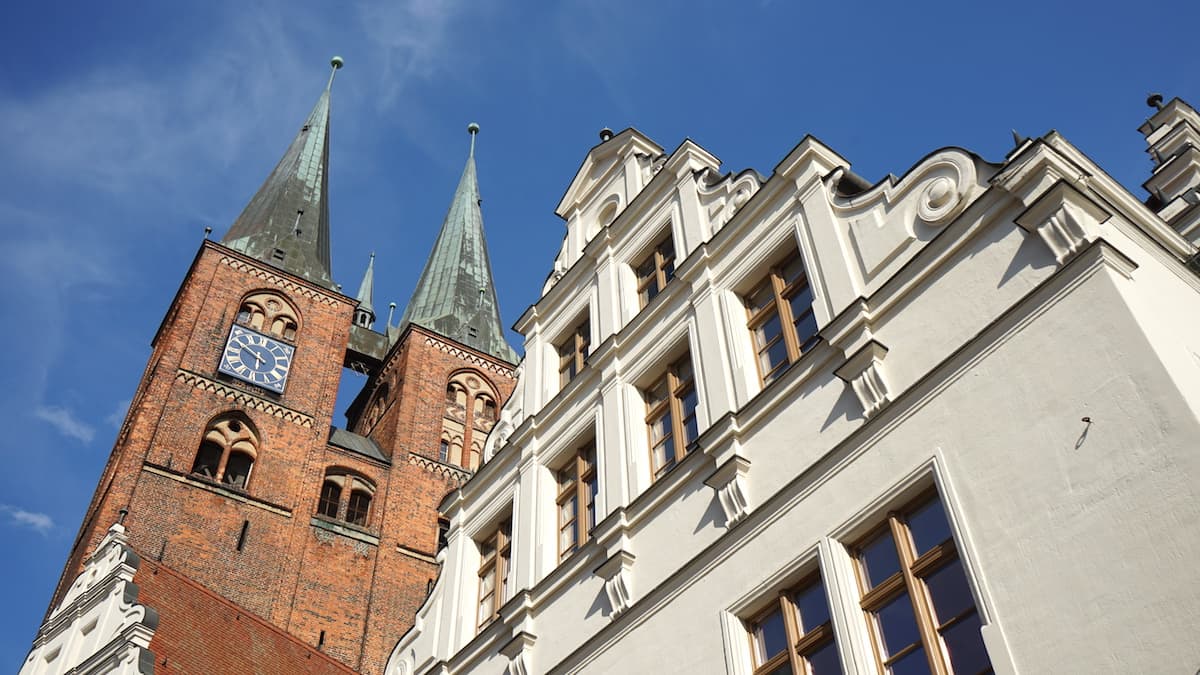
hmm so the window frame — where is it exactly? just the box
[744,249,818,385]
[851,490,991,675]
[557,319,591,387]
[477,519,512,630]
[635,235,677,308]
[190,414,258,490]
[643,354,698,480]
[745,571,840,675]
[315,470,376,529]
[556,441,598,562]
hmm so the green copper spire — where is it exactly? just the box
[222,57,344,289]
[354,252,376,329]
[399,123,519,363]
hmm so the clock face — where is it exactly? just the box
[219,325,294,393]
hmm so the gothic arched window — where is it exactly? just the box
[316,469,376,528]
[191,413,259,489]
[440,371,500,471]
[236,292,300,342]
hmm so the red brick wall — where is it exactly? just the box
[51,241,519,675]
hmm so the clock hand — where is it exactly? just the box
[248,348,265,366]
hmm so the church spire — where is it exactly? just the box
[354,252,376,329]
[222,56,344,289]
[399,123,519,364]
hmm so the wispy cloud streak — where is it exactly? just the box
[34,406,96,444]
[0,505,55,535]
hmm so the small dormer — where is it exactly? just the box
[554,129,666,271]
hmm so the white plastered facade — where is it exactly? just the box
[389,111,1200,674]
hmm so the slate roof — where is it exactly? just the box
[398,128,519,364]
[328,427,389,464]
[222,63,340,289]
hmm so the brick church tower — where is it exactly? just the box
[43,60,518,675]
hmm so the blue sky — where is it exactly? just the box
[1,0,1196,666]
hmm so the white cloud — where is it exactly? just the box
[106,399,132,428]
[0,505,54,535]
[35,406,96,444]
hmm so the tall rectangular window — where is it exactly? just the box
[746,572,843,675]
[745,250,818,385]
[477,519,512,629]
[853,492,991,674]
[644,355,698,480]
[635,235,677,307]
[558,319,591,387]
[557,441,598,562]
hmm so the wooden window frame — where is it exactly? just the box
[852,490,990,675]
[556,441,598,562]
[635,235,677,308]
[477,519,512,629]
[643,355,697,480]
[557,319,591,387]
[745,249,818,385]
[745,571,839,675]
[316,471,376,528]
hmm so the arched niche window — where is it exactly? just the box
[191,413,259,489]
[364,382,390,431]
[316,469,376,527]
[236,292,300,342]
[440,371,500,471]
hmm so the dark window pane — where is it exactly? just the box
[223,452,252,488]
[318,482,341,518]
[347,490,370,526]
[876,593,921,657]
[793,581,831,633]
[755,313,783,349]
[941,611,990,674]
[804,640,843,675]
[925,558,975,624]
[859,530,901,588]
[764,663,794,675]
[191,442,222,479]
[662,259,675,282]
[760,337,790,375]
[888,646,931,675]
[794,309,819,349]
[907,498,952,557]
[780,256,806,285]
[746,281,776,314]
[753,608,789,663]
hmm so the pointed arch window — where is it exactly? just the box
[237,292,300,342]
[191,413,259,489]
[316,469,376,528]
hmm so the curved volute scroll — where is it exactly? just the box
[822,149,998,288]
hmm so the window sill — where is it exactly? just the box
[141,462,292,517]
[310,515,380,546]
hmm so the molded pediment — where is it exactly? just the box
[555,128,664,219]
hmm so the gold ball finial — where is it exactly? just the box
[331,56,345,70]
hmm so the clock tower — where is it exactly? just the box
[43,58,519,675]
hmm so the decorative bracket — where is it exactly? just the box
[835,341,891,419]
[1015,181,1112,265]
[594,550,636,617]
[704,455,752,526]
[499,631,536,675]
